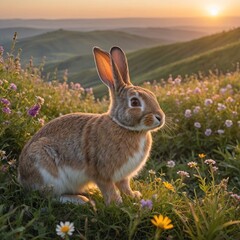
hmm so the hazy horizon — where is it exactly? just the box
[2,0,240,19]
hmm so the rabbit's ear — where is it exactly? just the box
[110,46,131,85]
[93,47,114,89]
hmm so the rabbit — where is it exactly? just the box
[18,46,165,205]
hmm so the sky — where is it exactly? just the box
[1,0,240,19]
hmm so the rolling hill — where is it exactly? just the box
[3,29,163,64]
[43,27,240,97]
[0,27,51,44]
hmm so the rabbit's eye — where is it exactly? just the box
[130,97,141,107]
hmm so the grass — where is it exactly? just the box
[0,44,240,239]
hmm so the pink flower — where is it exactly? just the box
[9,83,17,91]
[193,87,201,94]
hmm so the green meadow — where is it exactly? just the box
[0,33,240,239]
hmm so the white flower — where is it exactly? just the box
[217,129,225,135]
[225,120,233,128]
[56,221,75,238]
[238,121,240,127]
[177,171,190,178]
[166,160,176,168]
[148,169,156,175]
[205,128,212,136]
[194,122,201,128]
[184,109,192,118]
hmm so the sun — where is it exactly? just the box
[208,6,220,17]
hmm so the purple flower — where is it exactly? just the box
[9,83,17,91]
[2,107,11,114]
[205,128,212,136]
[140,199,153,210]
[194,122,201,128]
[27,104,41,117]
[0,98,11,106]
[204,98,213,106]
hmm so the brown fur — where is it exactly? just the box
[18,46,165,205]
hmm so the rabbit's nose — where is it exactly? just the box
[154,114,162,123]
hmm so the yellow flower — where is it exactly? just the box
[198,153,206,159]
[56,221,75,238]
[163,181,175,192]
[151,214,173,230]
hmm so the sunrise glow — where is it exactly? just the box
[208,5,220,17]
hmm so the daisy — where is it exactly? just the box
[151,214,173,230]
[56,221,75,238]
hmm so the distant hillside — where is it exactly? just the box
[43,27,240,97]
[3,29,162,64]
[0,27,51,44]
[118,27,208,42]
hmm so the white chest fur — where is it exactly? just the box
[112,137,148,182]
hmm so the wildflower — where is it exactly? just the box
[85,87,93,94]
[184,109,192,118]
[193,106,201,114]
[0,150,6,158]
[148,169,156,175]
[226,96,234,103]
[56,221,75,238]
[225,120,233,128]
[198,153,206,158]
[38,118,45,126]
[163,182,175,192]
[204,159,216,165]
[205,128,212,136]
[238,121,240,127]
[2,107,11,114]
[27,104,41,117]
[194,122,201,128]
[174,76,181,85]
[140,199,153,210]
[220,88,227,94]
[193,87,201,94]
[177,171,190,178]
[217,129,225,135]
[166,160,176,168]
[187,161,198,168]
[232,111,238,116]
[212,166,218,172]
[0,98,10,106]
[230,194,240,202]
[36,96,45,105]
[9,83,17,91]
[204,98,213,106]
[151,214,173,230]
[217,103,226,111]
